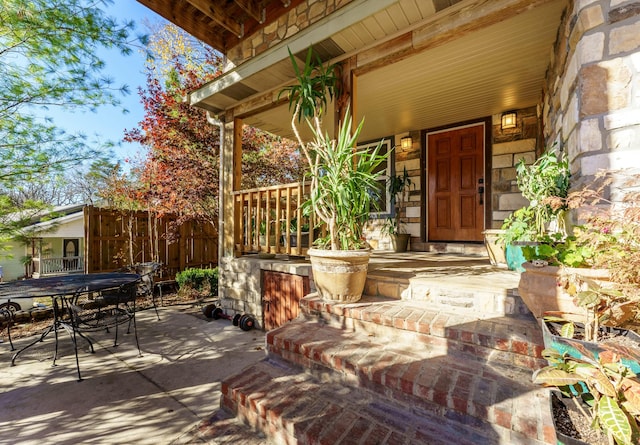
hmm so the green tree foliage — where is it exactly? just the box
[0,0,144,249]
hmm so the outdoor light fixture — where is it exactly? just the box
[501,112,517,130]
[400,136,412,149]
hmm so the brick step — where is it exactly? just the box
[265,319,552,443]
[300,295,545,371]
[221,357,551,445]
[175,409,272,444]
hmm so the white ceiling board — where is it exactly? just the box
[355,0,565,141]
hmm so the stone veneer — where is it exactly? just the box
[226,0,353,67]
[543,0,640,183]
[490,106,541,228]
[218,255,314,327]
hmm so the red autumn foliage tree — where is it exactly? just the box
[124,65,221,226]
[122,24,305,233]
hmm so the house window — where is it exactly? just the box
[357,137,392,216]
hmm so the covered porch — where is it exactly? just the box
[185,0,567,261]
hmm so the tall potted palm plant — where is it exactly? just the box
[280,48,387,302]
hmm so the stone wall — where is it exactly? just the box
[543,0,640,184]
[364,131,421,250]
[226,0,353,66]
[219,256,314,327]
[490,106,541,228]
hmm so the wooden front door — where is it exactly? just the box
[427,124,485,242]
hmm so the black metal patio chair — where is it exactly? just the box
[54,282,141,381]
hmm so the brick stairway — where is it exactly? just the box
[180,271,555,445]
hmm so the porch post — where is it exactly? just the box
[335,56,357,132]
[219,114,242,259]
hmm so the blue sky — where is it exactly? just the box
[48,0,166,162]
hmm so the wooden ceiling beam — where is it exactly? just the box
[138,0,227,50]
[187,0,243,38]
[233,0,264,23]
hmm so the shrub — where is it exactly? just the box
[176,267,218,298]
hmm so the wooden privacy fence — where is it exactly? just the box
[84,206,218,279]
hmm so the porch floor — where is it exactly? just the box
[368,250,513,281]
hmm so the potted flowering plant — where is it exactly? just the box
[518,170,640,321]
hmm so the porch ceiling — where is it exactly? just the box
[188,0,567,142]
[355,0,566,141]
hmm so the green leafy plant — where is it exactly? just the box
[384,167,412,235]
[288,217,310,233]
[500,207,537,245]
[533,347,640,445]
[521,233,595,267]
[176,267,218,297]
[516,148,570,235]
[301,108,388,250]
[281,47,388,250]
[500,148,570,245]
[278,47,339,123]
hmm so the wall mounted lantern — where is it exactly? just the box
[400,136,412,149]
[501,111,517,130]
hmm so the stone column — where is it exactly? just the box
[543,1,640,181]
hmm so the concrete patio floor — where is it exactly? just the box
[0,305,266,445]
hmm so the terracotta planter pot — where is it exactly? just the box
[517,263,610,321]
[390,233,410,253]
[308,248,371,303]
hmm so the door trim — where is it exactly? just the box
[420,117,492,243]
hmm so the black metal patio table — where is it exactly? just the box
[0,272,141,380]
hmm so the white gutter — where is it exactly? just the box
[206,112,226,259]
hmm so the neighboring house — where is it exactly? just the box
[1,204,218,282]
[1,204,85,281]
[139,0,640,317]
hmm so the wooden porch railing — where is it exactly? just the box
[32,256,85,278]
[233,182,325,256]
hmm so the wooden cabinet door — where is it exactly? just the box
[427,124,484,242]
[262,271,309,330]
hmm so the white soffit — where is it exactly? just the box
[188,0,399,114]
[354,0,566,141]
[244,0,566,141]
